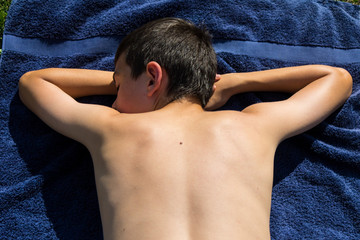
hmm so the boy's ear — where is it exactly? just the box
[146,61,165,97]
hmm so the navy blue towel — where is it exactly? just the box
[1,0,359,239]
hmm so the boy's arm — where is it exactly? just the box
[207,65,352,143]
[19,68,118,147]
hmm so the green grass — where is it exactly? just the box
[0,0,12,55]
[0,0,359,55]
[338,0,360,4]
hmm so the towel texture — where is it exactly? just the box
[1,0,359,239]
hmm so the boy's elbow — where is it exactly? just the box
[19,71,36,86]
[334,67,353,99]
[19,71,30,92]
[19,71,37,104]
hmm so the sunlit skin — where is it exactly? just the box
[19,57,352,240]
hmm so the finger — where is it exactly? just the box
[212,84,216,93]
[215,74,221,82]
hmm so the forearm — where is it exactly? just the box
[19,68,117,98]
[223,65,348,96]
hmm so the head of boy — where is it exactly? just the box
[112,17,217,113]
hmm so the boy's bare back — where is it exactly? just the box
[18,18,352,240]
[92,103,273,240]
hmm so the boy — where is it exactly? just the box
[19,18,352,240]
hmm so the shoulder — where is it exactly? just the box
[101,112,154,138]
[212,109,280,146]
[204,110,278,164]
[204,110,264,139]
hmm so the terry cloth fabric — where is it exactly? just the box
[1,0,359,239]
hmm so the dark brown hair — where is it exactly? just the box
[115,18,217,108]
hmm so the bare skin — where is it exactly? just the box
[18,55,352,240]
[92,104,274,239]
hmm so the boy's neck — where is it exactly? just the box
[157,97,204,112]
